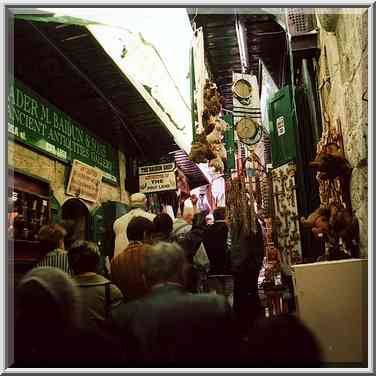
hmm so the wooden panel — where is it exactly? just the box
[293,259,368,366]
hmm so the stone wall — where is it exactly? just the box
[8,140,129,211]
[315,9,368,257]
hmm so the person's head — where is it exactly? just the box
[17,267,81,330]
[206,214,214,225]
[213,207,226,221]
[143,242,186,287]
[182,207,194,225]
[38,224,67,255]
[247,315,322,367]
[130,192,147,210]
[127,216,155,243]
[68,240,100,275]
[153,213,173,236]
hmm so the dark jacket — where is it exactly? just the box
[172,220,206,263]
[231,220,264,274]
[203,221,229,274]
[14,324,126,367]
[111,284,238,366]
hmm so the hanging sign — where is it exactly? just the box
[276,116,286,136]
[139,162,177,193]
[66,160,103,203]
[7,78,118,183]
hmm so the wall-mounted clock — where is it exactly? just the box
[236,117,258,139]
[232,79,252,105]
[235,117,262,146]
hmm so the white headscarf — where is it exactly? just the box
[18,267,82,327]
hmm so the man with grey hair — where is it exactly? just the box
[113,192,156,259]
[111,241,238,365]
[143,241,186,287]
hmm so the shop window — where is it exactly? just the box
[8,170,50,242]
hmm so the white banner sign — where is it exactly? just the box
[276,115,286,136]
[139,163,177,193]
[66,159,103,203]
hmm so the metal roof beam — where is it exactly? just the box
[28,20,145,158]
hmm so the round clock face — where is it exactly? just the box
[232,79,252,99]
[236,118,258,139]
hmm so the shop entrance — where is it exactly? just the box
[61,198,89,248]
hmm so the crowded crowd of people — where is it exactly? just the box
[14,192,322,368]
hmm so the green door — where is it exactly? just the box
[50,195,62,224]
[267,86,297,168]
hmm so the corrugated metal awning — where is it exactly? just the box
[13,15,187,163]
[187,9,288,110]
[170,150,209,190]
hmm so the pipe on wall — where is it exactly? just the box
[302,58,320,144]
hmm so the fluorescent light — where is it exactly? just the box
[236,16,248,73]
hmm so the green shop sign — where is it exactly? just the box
[7,79,118,183]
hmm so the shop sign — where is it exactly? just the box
[276,116,286,136]
[7,79,118,183]
[139,162,176,193]
[66,160,103,203]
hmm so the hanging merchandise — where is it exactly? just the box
[225,175,257,237]
[189,79,228,175]
[301,119,359,259]
[298,49,359,259]
[271,162,303,266]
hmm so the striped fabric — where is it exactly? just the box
[36,249,72,275]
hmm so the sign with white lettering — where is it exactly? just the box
[66,160,103,203]
[139,163,177,193]
[276,116,285,136]
[7,78,118,183]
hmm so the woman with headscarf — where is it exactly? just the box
[14,267,125,367]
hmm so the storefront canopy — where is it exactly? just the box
[12,13,193,162]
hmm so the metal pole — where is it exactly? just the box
[302,58,320,144]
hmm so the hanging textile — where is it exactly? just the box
[225,176,257,236]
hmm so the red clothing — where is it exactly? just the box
[110,242,150,300]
